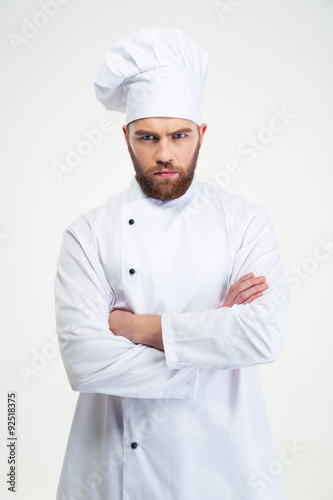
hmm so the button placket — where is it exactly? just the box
[128,217,136,275]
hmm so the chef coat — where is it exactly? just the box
[54,175,289,500]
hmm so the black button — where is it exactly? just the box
[129,268,136,275]
[131,442,138,449]
[129,219,135,225]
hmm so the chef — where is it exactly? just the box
[54,27,289,500]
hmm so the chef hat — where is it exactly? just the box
[93,27,208,126]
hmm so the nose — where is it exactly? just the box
[154,138,174,165]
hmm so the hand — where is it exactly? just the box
[109,309,163,350]
[222,273,268,308]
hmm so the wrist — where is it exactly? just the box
[137,314,163,350]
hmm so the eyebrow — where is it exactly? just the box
[133,127,195,136]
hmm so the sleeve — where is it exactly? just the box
[161,206,289,370]
[54,222,198,399]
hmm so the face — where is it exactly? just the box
[122,117,207,201]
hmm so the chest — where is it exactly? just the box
[99,199,231,314]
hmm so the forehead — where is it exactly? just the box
[128,117,197,134]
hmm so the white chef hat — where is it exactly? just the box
[93,27,208,126]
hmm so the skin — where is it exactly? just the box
[122,117,207,201]
[109,117,269,350]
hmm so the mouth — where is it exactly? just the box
[153,171,178,179]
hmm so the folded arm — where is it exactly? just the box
[54,221,198,399]
[110,207,289,370]
[109,273,269,350]
[160,207,289,369]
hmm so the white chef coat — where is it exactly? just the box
[54,175,289,500]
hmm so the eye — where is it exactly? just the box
[141,135,155,141]
[174,133,186,139]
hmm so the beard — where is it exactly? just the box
[128,140,201,201]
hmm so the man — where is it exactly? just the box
[54,27,289,499]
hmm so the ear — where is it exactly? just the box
[199,123,207,146]
[122,124,129,147]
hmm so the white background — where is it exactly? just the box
[1,0,332,499]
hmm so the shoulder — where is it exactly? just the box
[64,187,129,239]
[196,180,272,227]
